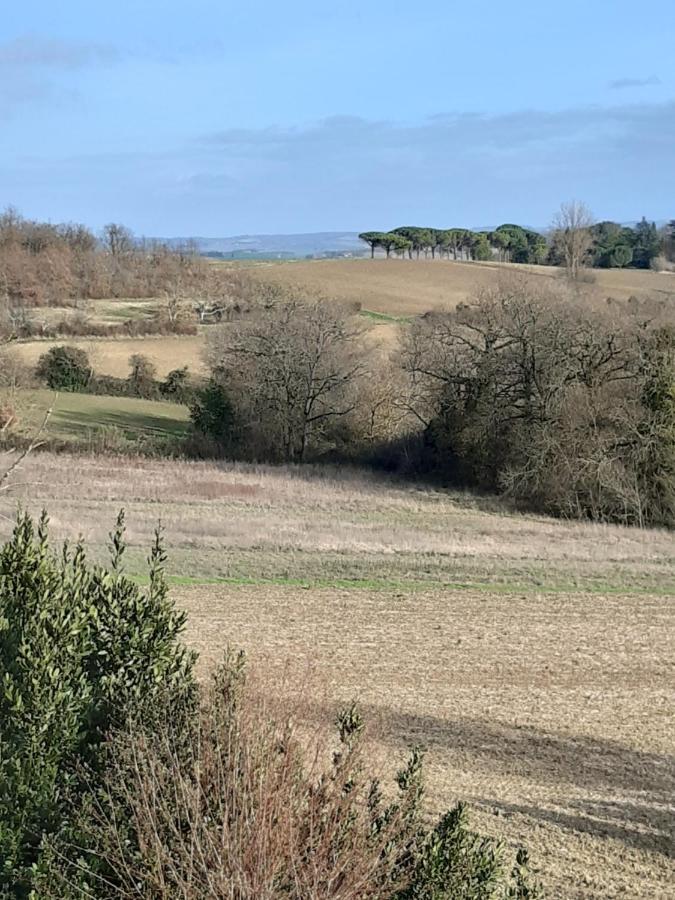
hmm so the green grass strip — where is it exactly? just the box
[127,573,675,597]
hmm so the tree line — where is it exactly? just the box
[190,280,675,528]
[20,275,675,529]
[0,206,210,309]
[358,224,544,263]
[360,206,674,272]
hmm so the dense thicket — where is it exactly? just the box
[0,515,539,898]
[401,284,675,526]
[196,282,675,527]
[0,207,209,313]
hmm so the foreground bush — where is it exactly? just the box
[0,513,195,895]
[42,653,539,899]
[0,513,539,898]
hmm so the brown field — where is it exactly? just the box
[11,259,675,378]
[244,257,675,316]
[1,453,673,898]
[12,334,206,378]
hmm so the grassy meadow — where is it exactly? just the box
[11,390,190,451]
[0,452,673,898]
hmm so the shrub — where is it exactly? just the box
[35,344,92,391]
[88,373,129,397]
[42,653,539,899]
[190,376,236,445]
[651,255,675,273]
[160,365,194,403]
[0,346,30,390]
[0,401,16,433]
[127,352,159,398]
[0,512,195,894]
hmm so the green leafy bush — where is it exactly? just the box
[190,376,236,444]
[0,512,195,895]
[35,345,92,391]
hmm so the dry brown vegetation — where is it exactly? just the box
[242,257,675,316]
[1,452,673,898]
[0,210,209,309]
[8,256,675,381]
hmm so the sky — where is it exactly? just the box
[1,1,674,236]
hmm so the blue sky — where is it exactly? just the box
[1,1,674,235]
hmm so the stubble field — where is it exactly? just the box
[1,452,673,898]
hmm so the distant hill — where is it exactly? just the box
[157,232,365,259]
[156,221,669,260]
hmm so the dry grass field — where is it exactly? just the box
[0,453,673,898]
[245,257,675,316]
[12,334,206,378]
[11,259,675,380]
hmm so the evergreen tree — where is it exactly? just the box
[632,217,662,268]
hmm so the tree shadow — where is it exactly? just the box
[368,708,675,797]
[54,408,187,438]
[473,796,674,858]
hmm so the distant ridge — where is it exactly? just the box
[156,232,364,258]
[155,220,668,259]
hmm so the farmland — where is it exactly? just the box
[12,334,206,379]
[1,452,673,898]
[11,257,675,381]
[243,257,675,315]
[3,258,675,896]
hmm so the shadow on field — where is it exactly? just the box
[55,408,188,437]
[372,710,675,797]
[474,797,675,857]
[277,695,674,857]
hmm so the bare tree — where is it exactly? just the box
[552,201,594,280]
[206,296,366,462]
[397,278,675,523]
[102,223,135,259]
